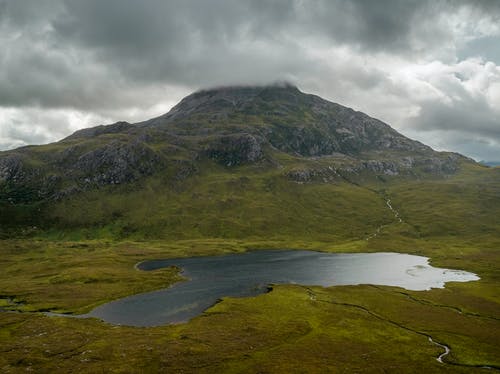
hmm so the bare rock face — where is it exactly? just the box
[285,152,466,184]
[0,138,164,202]
[286,167,339,183]
[264,126,340,156]
[147,84,433,158]
[418,154,463,174]
[203,134,263,166]
[65,140,162,186]
[361,160,401,175]
[0,153,49,203]
[0,154,24,183]
[0,153,44,186]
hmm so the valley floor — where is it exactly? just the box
[0,237,499,373]
[1,165,499,372]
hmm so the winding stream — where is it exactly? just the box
[386,199,403,223]
[366,197,403,240]
[428,337,450,363]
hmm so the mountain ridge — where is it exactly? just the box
[0,84,472,206]
[140,83,434,155]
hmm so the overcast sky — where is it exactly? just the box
[1,0,499,160]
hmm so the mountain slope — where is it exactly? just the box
[143,83,431,154]
[0,84,468,199]
[1,85,500,374]
[0,84,484,238]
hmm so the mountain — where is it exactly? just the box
[2,84,500,373]
[0,83,482,239]
[480,161,500,167]
[0,84,468,200]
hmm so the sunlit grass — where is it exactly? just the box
[0,162,499,372]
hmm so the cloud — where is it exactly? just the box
[0,0,499,160]
[0,107,111,149]
[401,59,500,137]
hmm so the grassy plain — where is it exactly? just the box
[1,163,499,373]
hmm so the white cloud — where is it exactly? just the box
[0,0,499,160]
[0,107,111,149]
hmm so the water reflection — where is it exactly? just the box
[86,251,479,327]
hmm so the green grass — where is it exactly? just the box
[0,230,499,372]
[39,164,393,242]
[0,162,499,372]
[1,281,498,373]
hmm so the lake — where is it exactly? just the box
[85,250,479,327]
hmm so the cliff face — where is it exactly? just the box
[0,84,470,203]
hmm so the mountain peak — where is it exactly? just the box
[142,83,432,156]
[142,82,301,124]
[0,84,472,204]
[147,86,295,130]
[196,81,299,94]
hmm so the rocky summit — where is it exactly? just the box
[0,84,470,204]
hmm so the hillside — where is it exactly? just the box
[1,84,500,372]
[0,84,481,240]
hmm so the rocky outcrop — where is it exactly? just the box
[286,166,339,183]
[265,126,340,156]
[203,134,263,166]
[0,84,474,203]
[0,138,165,202]
[417,153,462,174]
[0,153,53,203]
[0,154,24,183]
[146,84,434,158]
[285,154,461,184]
[67,140,162,186]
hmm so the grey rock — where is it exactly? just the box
[203,133,263,166]
[0,84,475,204]
[0,154,24,182]
[68,140,162,185]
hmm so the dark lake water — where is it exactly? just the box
[85,250,479,327]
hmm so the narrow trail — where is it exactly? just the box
[300,286,499,371]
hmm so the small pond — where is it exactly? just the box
[84,250,479,327]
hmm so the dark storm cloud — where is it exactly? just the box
[0,0,455,106]
[301,0,429,52]
[0,0,313,109]
[0,0,499,159]
[48,0,447,85]
[52,0,313,86]
[411,93,500,138]
[0,0,494,102]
